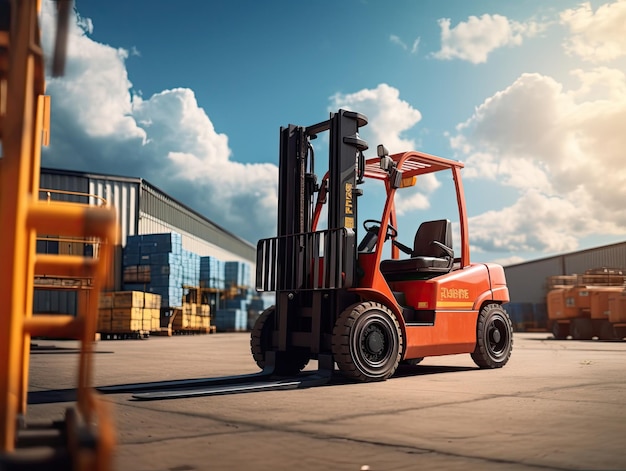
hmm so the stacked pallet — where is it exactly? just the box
[214,308,248,332]
[579,268,625,287]
[224,261,251,288]
[182,250,201,287]
[172,302,211,332]
[215,293,272,332]
[123,233,184,308]
[97,291,161,336]
[200,256,225,290]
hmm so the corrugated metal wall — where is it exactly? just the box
[138,214,250,263]
[88,177,139,245]
[505,241,626,304]
[40,168,255,263]
[41,168,141,245]
[564,244,626,275]
[139,181,256,263]
[40,171,89,203]
[505,257,564,304]
[38,168,258,314]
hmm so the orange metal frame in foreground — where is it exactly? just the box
[0,1,117,468]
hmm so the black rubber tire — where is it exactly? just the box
[332,301,402,382]
[401,357,424,366]
[614,326,626,340]
[570,318,593,340]
[471,304,513,369]
[250,307,309,375]
[598,321,617,341]
[552,321,568,340]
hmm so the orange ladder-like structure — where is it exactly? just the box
[0,1,116,469]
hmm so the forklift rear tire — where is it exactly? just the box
[250,307,309,375]
[332,301,402,382]
[471,304,513,369]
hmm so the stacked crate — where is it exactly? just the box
[97,292,114,332]
[247,296,271,330]
[200,256,225,290]
[97,291,161,333]
[123,232,184,308]
[214,308,248,332]
[182,249,200,287]
[224,261,251,288]
[172,301,211,331]
[214,261,256,331]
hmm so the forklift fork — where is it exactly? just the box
[98,353,334,400]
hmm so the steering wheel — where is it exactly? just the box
[363,219,398,240]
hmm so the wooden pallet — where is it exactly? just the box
[172,326,215,335]
[99,330,150,340]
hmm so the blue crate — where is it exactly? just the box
[200,257,224,279]
[200,278,225,290]
[214,309,247,332]
[144,252,180,266]
[125,234,143,248]
[122,252,140,266]
[149,274,173,287]
[149,286,183,308]
[123,283,147,292]
[248,298,267,311]
[142,232,182,255]
[225,299,248,310]
[224,261,251,287]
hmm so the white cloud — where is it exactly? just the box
[390,35,407,50]
[42,6,145,142]
[39,2,278,242]
[330,84,445,217]
[329,83,422,153]
[396,191,430,215]
[451,69,626,254]
[390,34,420,54]
[561,0,626,62]
[432,14,543,64]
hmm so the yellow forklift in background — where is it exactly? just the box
[0,1,117,469]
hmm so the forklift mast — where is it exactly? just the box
[258,110,368,358]
[277,109,368,236]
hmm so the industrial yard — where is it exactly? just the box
[3,2,625,469]
[28,332,626,471]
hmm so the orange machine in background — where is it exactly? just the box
[547,268,626,340]
[0,1,117,469]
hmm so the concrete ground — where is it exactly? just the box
[26,332,626,471]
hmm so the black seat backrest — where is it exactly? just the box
[412,219,452,258]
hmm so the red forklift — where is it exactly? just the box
[104,109,513,399]
[252,108,513,382]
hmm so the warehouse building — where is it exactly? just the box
[36,167,258,317]
[504,241,626,330]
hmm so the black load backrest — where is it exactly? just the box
[412,219,452,258]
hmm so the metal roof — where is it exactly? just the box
[364,151,464,181]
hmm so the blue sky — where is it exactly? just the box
[39,0,626,265]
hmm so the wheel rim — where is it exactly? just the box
[350,312,398,376]
[486,314,509,360]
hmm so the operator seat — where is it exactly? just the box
[380,219,453,280]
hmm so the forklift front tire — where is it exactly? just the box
[332,302,402,382]
[471,303,513,369]
[250,307,309,375]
